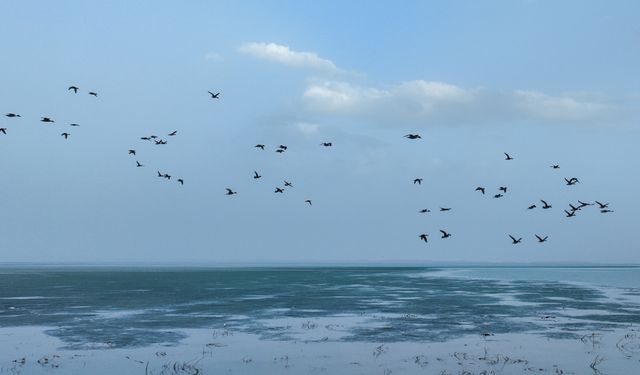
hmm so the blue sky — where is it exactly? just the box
[0,1,638,263]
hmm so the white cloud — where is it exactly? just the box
[302,80,610,126]
[238,42,338,72]
[295,122,321,135]
[204,52,222,62]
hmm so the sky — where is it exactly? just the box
[0,0,639,264]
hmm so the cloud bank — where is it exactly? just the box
[239,42,338,72]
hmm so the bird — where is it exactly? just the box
[0,128,6,134]
[440,207,451,212]
[5,113,20,118]
[419,208,431,214]
[404,134,421,139]
[157,171,163,177]
[141,136,151,141]
[41,117,54,123]
[274,187,284,193]
[154,139,167,145]
[305,199,312,206]
[321,142,332,147]
[419,234,429,243]
[177,179,184,185]
[149,135,158,139]
[440,230,452,239]
[168,130,177,136]
[499,186,508,193]
[70,123,80,127]
[600,209,614,213]
[568,204,581,212]
[68,86,79,93]
[541,200,552,209]
[163,174,171,180]
[565,210,576,217]
[535,235,548,243]
[208,91,220,99]
[61,132,70,139]
[578,200,593,208]
[136,161,143,167]
[475,187,485,194]
[255,144,265,150]
[527,204,537,210]
[253,171,261,179]
[550,165,560,169]
[508,235,522,244]
[278,145,288,150]
[595,201,609,209]
[504,153,514,160]
[284,181,293,187]
[413,178,423,185]
[128,150,136,155]
[276,149,285,153]
[565,177,580,186]
[88,92,98,97]
[494,194,503,198]
[225,188,237,196]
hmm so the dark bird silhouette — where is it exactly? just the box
[535,234,548,243]
[177,179,184,185]
[527,204,537,210]
[600,209,614,213]
[88,92,98,97]
[253,171,261,179]
[5,113,20,118]
[70,123,80,127]
[475,187,485,194]
[274,187,285,193]
[321,142,332,147]
[136,161,143,167]
[419,234,429,243]
[404,134,421,139]
[541,200,552,209]
[150,135,158,139]
[68,86,79,93]
[155,139,167,145]
[168,130,177,136]
[565,210,576,217]
[141,136,151,141]
[208,91,220,99]
[0,128,6,134]
[225,188,237,196]
[494,194,503,198]
[278,145,288,150]
[440,207,451,212]
[509,235,522,244]
[305,199,312,206]
[569,204,581,212]
[413,178,423,185]
[276,149,285,153]
[419,208,431,214]
[504,152,514,160]
[255,144,265,150]
[128,149,136,155]
[565,177,580,186]
[499,186,507,193]
[440,230,452,239]
[284,181,293,187]
[61,132,70,139]
[595,201,609,209]
[163,174,171,180]
[551,165,560,169]
[41,117,54,123]
[157,171,163,177]
[578,200,593,208]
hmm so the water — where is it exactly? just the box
[1,266,639,350]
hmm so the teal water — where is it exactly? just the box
[1,266,638,349]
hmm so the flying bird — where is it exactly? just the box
[0,128,6,134]
[253,171,261,179]
[419,208,431,214]
[61,132,70,139]
[527,204,537,210]
[321,142,332,147]
[68,86,79,93]
[550,165,560,169]
[5,113,20,118]
[41,117,54,123]
[70,123,80,127]
[404,134,421,139]
[499,186,507,193]
[168,130,177,136]
[600,209,614,213]
[276,149,285,153]
[225,188,237,196]
[305,199,312,206]
[541,200,552,209]
[208,91,220,99]
[413,178,423,185]
[508,235,522,244]
[565,177,580,186]
[595,201,609,209]
[535,235,548,243]
[494,194,503,198]
[504,153,514,160]
[578,200,593,208]
[255,144,265,150]
[565,210,576,217]
[475,187,485,194]
[141,136,151,141]
[136,161,143,167]
[278,145,288,150]
[128,149,136,155]
[419,234,429,243]
[88,91,98,97]
[440,230,452,239]
[177,179,184,185]
[274,187,284,193]
[284,181,293,187]
[440,207,451,212]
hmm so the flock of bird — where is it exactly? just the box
[1,86,615,249]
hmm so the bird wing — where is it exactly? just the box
[535,235,542,241]
[439,230,447,235]
[509,235,516,241]
[226,188,233,194]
